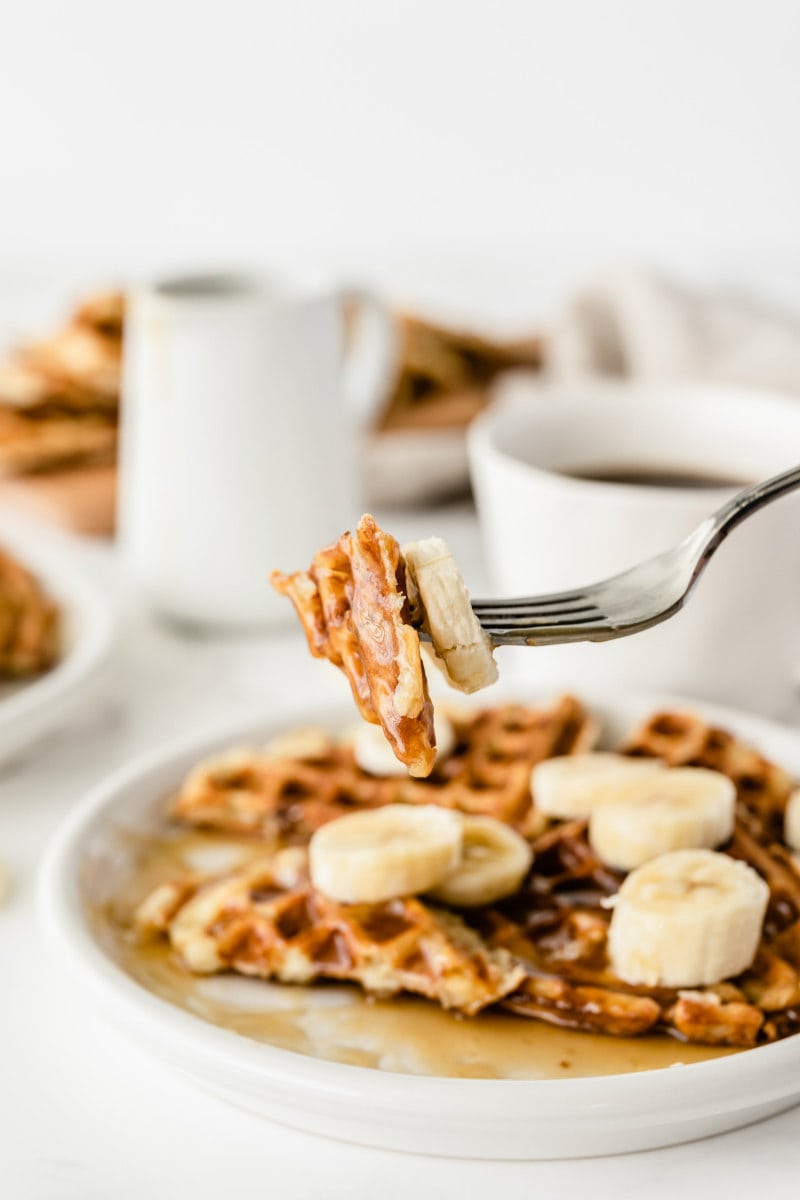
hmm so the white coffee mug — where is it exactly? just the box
[469,378,800,717]
[120,272,395,626]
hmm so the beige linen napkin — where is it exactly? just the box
[547,269,800,392]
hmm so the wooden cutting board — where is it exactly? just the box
[0,464,117,536]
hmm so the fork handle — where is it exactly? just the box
[700,463,800,559]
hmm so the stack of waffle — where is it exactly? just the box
[377,315,542,434]
[0,291,123,478]
[0,548,59,677]
[365,313,543,504]
[137,697,800,1046]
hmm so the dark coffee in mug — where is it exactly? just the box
[563,465,752,490]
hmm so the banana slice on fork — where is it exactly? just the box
[402,537,498,693]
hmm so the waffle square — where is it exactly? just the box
[136,857,525,1016]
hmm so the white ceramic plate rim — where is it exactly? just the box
[38,684,800,1128]
[0,527,115,756]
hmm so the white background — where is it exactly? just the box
[1,0,799,313]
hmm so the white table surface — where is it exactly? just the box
[1,504,798,1200]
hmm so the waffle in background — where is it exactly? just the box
[170,697,598,839]
[365,313,542,506]
[0,547,60,677]
[0,290,123,535]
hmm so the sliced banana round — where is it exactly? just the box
[429,815,532,907]
[353,711,456,777]
[272,845,310,889]
[531,752,665,820]
[309,804,463,903]
[402,537,498,694]
[784,788,800,852]
[607,848,769,988]
[588,767,736,871]
[262,728,334,760]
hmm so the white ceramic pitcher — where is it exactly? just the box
[119,271,395,627]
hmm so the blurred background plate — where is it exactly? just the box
[363,427,471,506]
[0,523,114,767]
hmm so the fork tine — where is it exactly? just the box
[477,609,606,631]
[473,601,599,620]
[466,463,800,648]
[471,591,593,616]
[477,619,617,646]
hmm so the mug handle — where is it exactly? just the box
[338,287,398,429]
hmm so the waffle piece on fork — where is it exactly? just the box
[272,515,436,777]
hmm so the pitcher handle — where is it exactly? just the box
[338,287,398,429]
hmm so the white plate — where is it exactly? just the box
[0,531,114,767]
[38,687,800,1159]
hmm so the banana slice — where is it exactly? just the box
[607,848,769,988]
[262,728,334,760]
[402,537,497,694]
[429,815,532,906]
[531,753,665,820]
[353,711,456,776]
[588,767,736,871]
[272,845,310,889]
[784,788,800,852]
[309,804,463,903]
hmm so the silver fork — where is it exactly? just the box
[470,464,800,647]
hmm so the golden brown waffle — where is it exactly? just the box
[18,324,121,407]
[0,289,123,477]
[137,819,800,1044]
[73,291,125,341]
[488,715,800,1045]
[481,818,800,1046]
[272,514,436,776]
[377,315,543,435]
[157,699,800,1047]
[0,360,106,414]
[0,548,59,676]
[136,856,525,1016]
[171,696,598,837]
[172,735,387,840]
[0,406,117,476]
[391,695,599,827]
